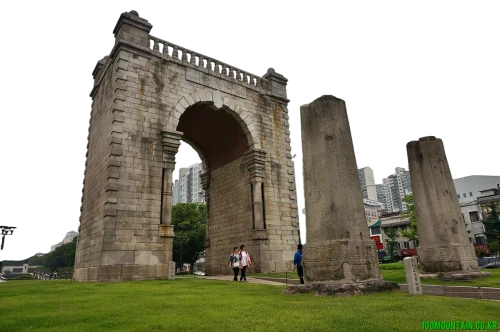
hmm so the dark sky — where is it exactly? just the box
[0,7,500,259]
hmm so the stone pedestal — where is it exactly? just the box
[407,137,479,273]
[300,95,381,283]
[403,257,422,295]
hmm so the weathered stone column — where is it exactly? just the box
[160,130,182,277]
[407,137,479,273]
[200,171,211,248]
[244,149,268,240]
[300,95,381,282]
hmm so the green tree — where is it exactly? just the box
[172,203,206,270]
[384,225,399,260]
[400,194,419,248]
[27,254,44,266]
[483,202,500,259]
[43,237,77,271]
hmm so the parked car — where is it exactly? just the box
[478,257,500,269]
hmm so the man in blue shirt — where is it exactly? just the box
[292,244,304,284]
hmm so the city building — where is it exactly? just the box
[358,167,377,201]
[179,163,205,203]
[172,167,188,205]
[460,200,485,245]
[369,212,416,258]
[381,167,412,213]
[1,263,29,274]
[453,175,500,204]
[364,199,385,225]
[376,184,385,204]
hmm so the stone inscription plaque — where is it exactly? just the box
[186,67,246,98]
[403,256,422,295]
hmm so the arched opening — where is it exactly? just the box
[176,104,251,170]
[170,102,255,275]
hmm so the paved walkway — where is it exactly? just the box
[201,275,286,286]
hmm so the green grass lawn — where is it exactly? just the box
[255,264,500,287]
[1,279,500,332]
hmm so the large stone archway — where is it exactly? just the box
[73,11,300,281]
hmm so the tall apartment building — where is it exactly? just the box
[376,184,386,203]
[381,167,412,213]
[179,163,205,203]
[358,167,377,201]
[172,168,189,205]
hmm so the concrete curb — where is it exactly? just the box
[253,277,300,285]
[255,278,500,300]
[398,284,500,300]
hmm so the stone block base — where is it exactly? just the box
[303,240,381,282]
[73,262,176,282]
[282,280,398,297]
[420,271,491,281]
[418,244,479,273]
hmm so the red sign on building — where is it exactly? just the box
[370,235,384,250]
[401,248,417,256]
[474,244,490,255]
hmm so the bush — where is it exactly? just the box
[379,262,404,270]
[10,274,34,280]
[56,267,74,273]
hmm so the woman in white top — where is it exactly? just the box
[239,244,251,282]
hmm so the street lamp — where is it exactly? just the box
[0,226,16,250]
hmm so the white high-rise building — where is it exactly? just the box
[172,168,189,205]
[358,167,377,201]
[179,163,205,203]
[381,167,412,213]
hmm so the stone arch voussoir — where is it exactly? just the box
[165,90,259,150]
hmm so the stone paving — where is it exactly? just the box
[200,275,286,286]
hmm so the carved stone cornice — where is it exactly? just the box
[244,149,267,183]
[161,130,183,169]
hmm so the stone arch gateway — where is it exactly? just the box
[74,11,300,281]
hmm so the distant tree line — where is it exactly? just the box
[1,237,77,273]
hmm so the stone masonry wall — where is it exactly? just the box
[205,156,251,275]
[75,12,300,280]
[74,66,114,280]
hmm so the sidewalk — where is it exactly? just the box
[201,275,286,286]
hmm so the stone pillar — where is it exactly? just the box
[244,149,268,240]
[407,137,479,273]
[160,130,182,278]
[300,95,381,282]
[200,171,211,248]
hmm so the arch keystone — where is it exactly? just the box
[212,90,223,109]
[205,91,213,102]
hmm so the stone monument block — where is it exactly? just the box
[167,261,176,280]
[403,256,422,295]
[300,95,381,283]
[407,137,479,273]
